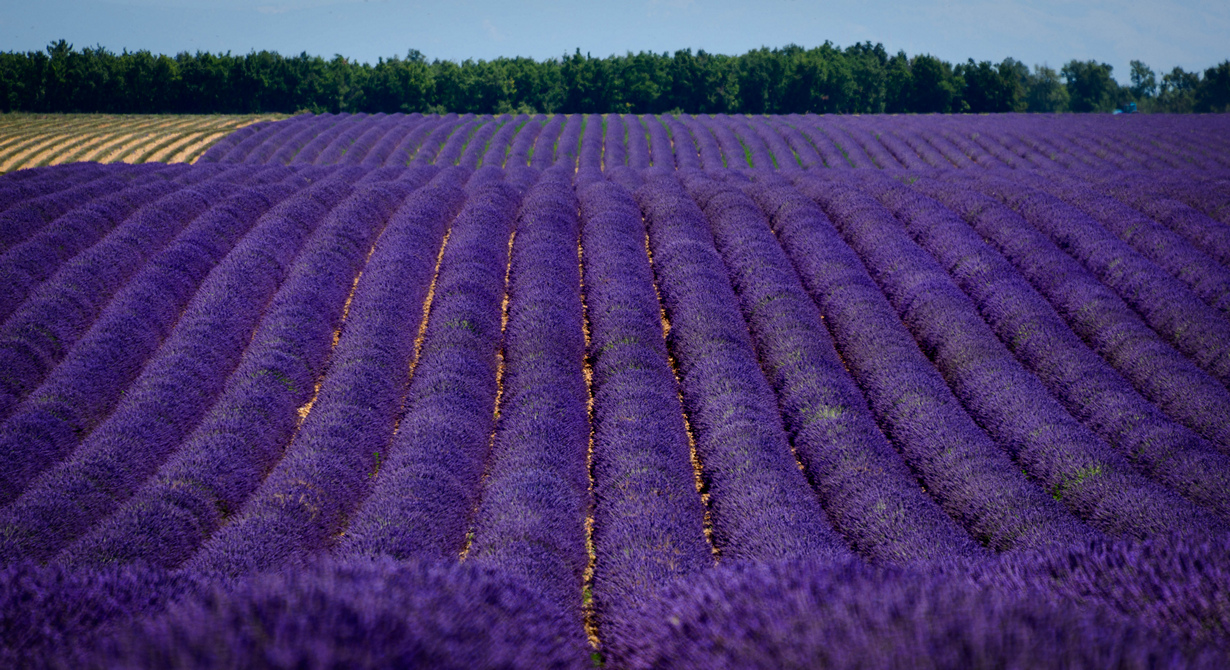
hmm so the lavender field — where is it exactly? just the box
[2,112,1230,668]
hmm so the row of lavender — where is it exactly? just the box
[196,111,1230,173]
[2,158,1229,666]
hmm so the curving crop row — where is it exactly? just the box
[861,175,1230,524]
[577,177,713,640]
[636,170,851,562]
[969,174,1230,387]
[466,167,591,628]
[335,171,524,564]
[0,170,304,508]
[61,169,449,569]
[0,169,410,564]
[686,172,981,563]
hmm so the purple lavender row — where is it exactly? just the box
[114,171,426,577]
[969,175,1230,388]
[467,167,591,630]
[335,172,526,564]
[635,170,852,562]
[254,116,332,165]
[727,117,775,168]
[0,170,254,425]
[0,166,161,254]
[0,171,188,324]
[0,164,106,214]
[646,115,674,168]
[0,168,396,564]
[1027,174,1230,318]
[896,119,976,168]
[413,115,469,165]
[195,120,276,163]
[864,122,937,169]
[889,127,954,168]
[1084,174,1230,270]
[383,114,450,166]
[698,115,750,167]
[0,173,303,507]
[505,116,544,167]
[800,118,869,168]
[677,116,723,169]
[530,115,565,170]
[781,115,846,168]
[932,123,1008,168]
[1147,174,1230,226]
[226,116,317,164]
[832,117,907,168]
[576,177,712,638]
[866,175,1230,523]
[765,116,824,168]
[778,173,1092,551]
[434,117,482,166]
[915,180,1230,454]
[578,114,604,170]
[333,115,402,165]
[946,123,1027,168]
[322,114,388,164]
[602,114,627,169]
[684,172,980,563]
[290,114,366,165]
[48,168,380,566]
[810,175,1219,539]
[457,116,502,169]
[553,115,584,169]
[66,168,453,571]
[360,114,421,167]
[747,117,800,170]
[663,116,701,170]
[480,115,528,168]
[623,115,651,169]
[314,114,380,165]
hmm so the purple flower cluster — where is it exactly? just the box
[335,173,526,564]
[0,172,302,510]
[635,170,851,562]
[504,115,544,167]
[689,172,980,563]
[466,167,591,629]
[844,175,1226,537]
[783,173,1093,551]
[64,169,450,570]
[577,178,712,639]
[612,541,1229,669]
[602,114,627,169]
[529,115,565,170]
[972,175,1230,388]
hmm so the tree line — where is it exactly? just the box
[2,40,1227,115]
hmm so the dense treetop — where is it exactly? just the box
[2,40,1228,115]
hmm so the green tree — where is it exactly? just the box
[1158,66,1200,112]
[1129,60,1157,99]
[1024,65,1068,112]
[1195,61,1230,112]
[1061,60,1116,112]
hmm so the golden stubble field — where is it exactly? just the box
[0,113,285,173]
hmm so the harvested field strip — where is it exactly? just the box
[0,114,282,172]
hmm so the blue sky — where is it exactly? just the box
[3,0,1227,83]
